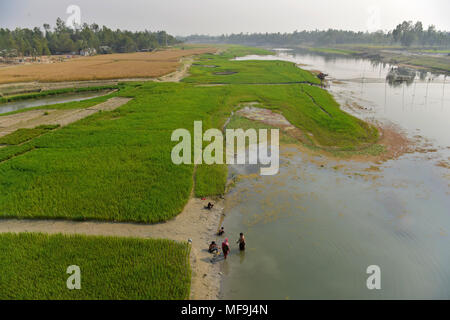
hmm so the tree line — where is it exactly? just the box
[0,18,180,58]
[182,21,450,48]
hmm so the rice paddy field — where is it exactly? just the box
[0,233,191,300]
[0,48,216,84]
[183,45,321,84]
[0,46,379,223]
[0,124,59,145]
[0,45,383,299]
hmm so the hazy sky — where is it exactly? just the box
[1,0,449,36]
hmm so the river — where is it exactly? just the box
[220,49,450,299]
[0,90,111,115]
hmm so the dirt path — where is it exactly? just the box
[0,97,131,137]
[155,56,194,82]
[0,197,224,300]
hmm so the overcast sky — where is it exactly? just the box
[1,0,449,36]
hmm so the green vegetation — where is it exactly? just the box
[183,46,320,85]
[0,142,35,162]
[0,85,117,105]
[195,164,228,197]
[0,45,379,222]
[0,18,179,58]
[307,44,450,73]
[414,49,450,54]
[0,124,59,145]
[386,54,450,73]
[308,47,357,55]
[0,233,190,300]
[183,20,450,48]
[0,44,384,299]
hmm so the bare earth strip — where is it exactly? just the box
[0,197,224,300]
[155,56,195,82]
[0,97,132,137]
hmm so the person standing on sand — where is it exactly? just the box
[222,238,230,259]
[237,233,246,251]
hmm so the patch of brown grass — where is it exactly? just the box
[0,48,217,84]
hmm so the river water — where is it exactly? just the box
[0,91,111,115]
[220,49,450,299]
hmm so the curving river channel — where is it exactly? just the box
[220,49,450,299]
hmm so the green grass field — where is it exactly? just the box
[0,45,378,222]
[308,48,357,56]
[183,45,321,84]
[0,124,59,145]
[0,86,118,105]
[0,45,383,300]
[0,233,190,300]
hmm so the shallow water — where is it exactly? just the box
[0,91,110,115]
[221,50,450,299]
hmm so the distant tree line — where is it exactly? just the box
[181,21,450,48]
[0,18,180,58]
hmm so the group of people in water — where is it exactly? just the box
[205,201,246,260]
[208,227,246,260]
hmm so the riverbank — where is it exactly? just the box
[305,45,450,74]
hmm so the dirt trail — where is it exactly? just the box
[0,197,224,300]
[0,97,131,137]
[155,56,194,82]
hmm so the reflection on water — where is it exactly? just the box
[0,91,110,115]
[236,49,447,86]
[222,50,450,299]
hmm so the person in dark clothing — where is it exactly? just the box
[205,202,214,210]
[208,241,218,254]
[218,227,225,236]
[222,238,230,259]
[237,233,246,251]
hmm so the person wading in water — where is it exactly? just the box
[222,238,230,259]
[237,233,246,251]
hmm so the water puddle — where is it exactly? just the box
[0,90,112,115]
